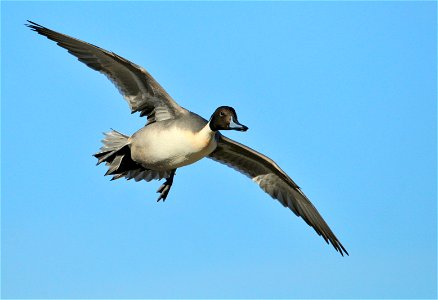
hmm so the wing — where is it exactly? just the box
[209,134,349,256]
[123,169,172,182]
[26,20,187,123]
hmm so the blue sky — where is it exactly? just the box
[2,1,436,299]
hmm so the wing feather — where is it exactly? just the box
[123,169,171,182]
[26,20,187,123]
[209,134,348,256]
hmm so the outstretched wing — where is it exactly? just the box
[209,134,348,256]
[26,20,187,123]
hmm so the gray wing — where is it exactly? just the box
[26,20,186,123]
[209,134,349,256]
[124,169,172,182]
[109,167,171,182]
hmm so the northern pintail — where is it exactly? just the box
[27,21,348,256]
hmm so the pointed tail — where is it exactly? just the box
[93,130,138,180]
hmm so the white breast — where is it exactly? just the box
[130,123,217,170]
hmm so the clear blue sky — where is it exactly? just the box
[2,1,436,299]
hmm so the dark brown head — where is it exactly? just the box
[209,106,248,132]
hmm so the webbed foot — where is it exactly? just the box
[156,169,176,202]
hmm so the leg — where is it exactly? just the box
[156,169,176,202]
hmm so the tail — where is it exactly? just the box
[93,130,139,180]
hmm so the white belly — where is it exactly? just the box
[130,124,217,170]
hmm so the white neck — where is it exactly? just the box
[200,122,216,138]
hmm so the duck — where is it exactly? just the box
[26,20,348,256]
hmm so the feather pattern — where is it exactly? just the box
[209,134,349,256]
[125,169,172,182]
[26,20,187,124]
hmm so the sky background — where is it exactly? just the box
[1,1,437,299]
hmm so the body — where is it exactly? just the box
[129,112,217,170]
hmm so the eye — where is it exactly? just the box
[219,111,225,117]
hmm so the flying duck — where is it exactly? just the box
[27,21,348,256]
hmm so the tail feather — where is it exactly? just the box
[105,155,124,176]
[94,130,138,178]
[94,130,129,164]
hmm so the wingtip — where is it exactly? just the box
[25,20,40,28]
[335,241,349,257]
[25,20,46,33]
[341,245,349,256]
